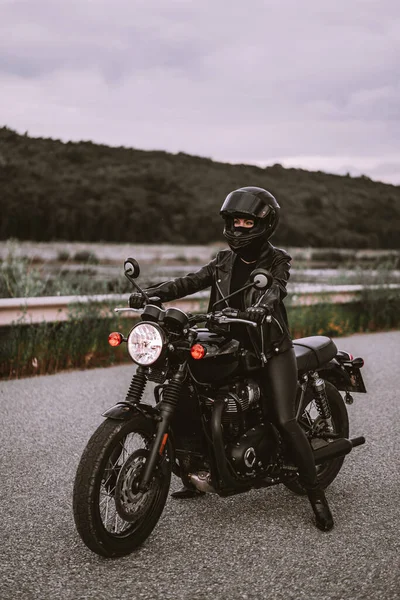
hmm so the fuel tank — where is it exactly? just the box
[188,329,240,383]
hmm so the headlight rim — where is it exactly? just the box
[127,321,166,366]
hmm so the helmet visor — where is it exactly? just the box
[220,191,271,219]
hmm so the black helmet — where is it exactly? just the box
[220,186,280,253]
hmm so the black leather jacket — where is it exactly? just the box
[144,242,293,360]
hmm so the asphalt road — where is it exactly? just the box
[1,331,399,600]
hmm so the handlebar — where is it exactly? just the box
[188,308,270,328]
[117,301,269,328]
[215,308,259,327]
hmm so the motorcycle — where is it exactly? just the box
[73,258,367,557]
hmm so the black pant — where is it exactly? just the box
[260,347,317,488]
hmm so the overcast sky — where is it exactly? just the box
[1,0,399,184]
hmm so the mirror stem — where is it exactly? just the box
[212,281,254,309]
[124,273,151,302]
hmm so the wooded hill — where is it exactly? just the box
[1,126,399,248]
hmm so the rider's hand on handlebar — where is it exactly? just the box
[243,305,270,324]
[129,292,145,309]
[221,308,239,318]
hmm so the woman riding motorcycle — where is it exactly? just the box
[129,186,334,532]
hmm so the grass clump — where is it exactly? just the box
[0,244,113,298]
[288,285,400,338]
[2,287,399,380]
[57,249,71,261]
[72,250,99,264]
[0,302,135,379]
[0,242,49,298]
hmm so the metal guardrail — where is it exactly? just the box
[0,284,399,326]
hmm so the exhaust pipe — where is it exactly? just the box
[313,436,366,465]
[350,436,366,448]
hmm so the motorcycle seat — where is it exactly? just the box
[293,336,337,372]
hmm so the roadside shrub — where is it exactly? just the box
[0,244,48,297]
[57,250,70,261]
[0,303,135,379]
[72,250,99,264]
[2,289,399,379]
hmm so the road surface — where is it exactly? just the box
[1,331,399,600]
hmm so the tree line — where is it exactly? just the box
[1,126,399,248]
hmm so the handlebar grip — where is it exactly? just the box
[189,314,207,324]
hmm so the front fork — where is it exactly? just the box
[136,363,187,491]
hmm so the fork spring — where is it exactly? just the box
[125,368,147,403]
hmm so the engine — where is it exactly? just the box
[203,379,262,441]
[202,378,279,477]
[223,379,261,412]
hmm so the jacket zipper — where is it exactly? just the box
[215,270,229,307]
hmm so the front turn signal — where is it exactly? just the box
[190,343,206,360]
[108,332,124,347]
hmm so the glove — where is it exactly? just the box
[129,292,145,309]
[243,305,270,324]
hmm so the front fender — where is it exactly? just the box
[102,402,157,421]
[102,402,180,476]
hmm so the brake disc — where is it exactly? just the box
[114,449,157,522]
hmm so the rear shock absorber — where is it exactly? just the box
[125,366,148,403]
[311,372,334,432]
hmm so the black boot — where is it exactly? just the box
[171,485,205,499]
[306,487,334,532]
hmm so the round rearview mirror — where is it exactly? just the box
[250,268,273,290]
[124,257,140,279]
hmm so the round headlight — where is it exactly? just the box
[127,322,165,366]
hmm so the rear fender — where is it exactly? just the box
[319,359,366,393]
[102,402,157,421]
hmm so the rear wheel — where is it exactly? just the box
[73,415,171,557]
[283,380,349,495]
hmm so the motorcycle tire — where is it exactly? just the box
[73,414,171,557]
[283,380,349,496]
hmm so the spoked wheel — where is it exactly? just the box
[283,380,349,495]
[73,414,171,557]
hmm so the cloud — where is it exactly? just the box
[1,0,399,183]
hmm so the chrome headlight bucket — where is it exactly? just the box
[127,322,166,366]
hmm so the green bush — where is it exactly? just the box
[57,249,71,261]
[0,303,134,379]
[2,289,399,379]
[0,246,114,298]
[288,286,400,338]
[72,250,99,264]
[0,242,48,298]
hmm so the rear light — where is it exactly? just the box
[190,343,206,360]
[108,332,124,347]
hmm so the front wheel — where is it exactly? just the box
[73,415,171,557]
[283,380,349,495]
